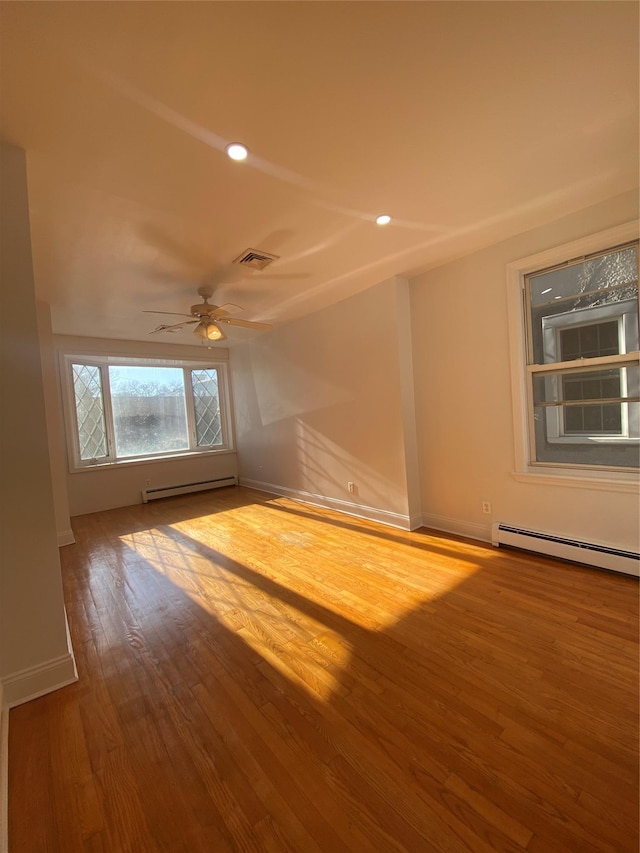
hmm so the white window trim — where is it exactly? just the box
[506,221,640,491]
[60,351,235,473]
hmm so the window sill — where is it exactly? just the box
[511,470,639,494]
[70,447,236,474]
[545,438,639,446]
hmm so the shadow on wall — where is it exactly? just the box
[232,338,351,432]
[233,340,407,513]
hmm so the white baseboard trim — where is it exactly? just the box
[0,685,7,853]
[240,478,417,530]
[57,528,75,547]
[421,512,492,544]
[406,512,424,532]
[3,652,78,709]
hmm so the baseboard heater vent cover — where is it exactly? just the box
[142,476,237,503]
[492,523,639,577]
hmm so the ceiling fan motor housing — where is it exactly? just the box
[191,302,215,316]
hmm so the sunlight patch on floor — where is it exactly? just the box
[121,496,482,634]
[117,505,487,705]
[120,528,266,616]
[120,525,357,703]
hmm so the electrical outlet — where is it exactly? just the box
[482,501,492,514]
[348,481,356,494]
[145,479,151,487]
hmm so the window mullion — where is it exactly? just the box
[100,363,116,462]
[184,368,197,450]
[523,280,535,365]
[64,357,84,468]
[526,369,538,466]
[218,365,231,448]
[528,351,640,376]
[535,396,640,408]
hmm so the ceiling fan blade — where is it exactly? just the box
[210,302,243,318]
[217,317,273,331]
[150,324,180,334]
[150,320,198,333]
[143,310,195,318]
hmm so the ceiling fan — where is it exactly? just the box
[144,293,272,342]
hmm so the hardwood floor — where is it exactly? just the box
[8,486,639,852]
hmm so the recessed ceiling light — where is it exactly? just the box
[554,295,562,300]
[541,288,552,295]
[226,143,248,161]
[376,214,391,226]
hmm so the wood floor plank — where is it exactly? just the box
[9,486,639,851]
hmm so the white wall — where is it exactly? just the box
[54,335,238,516]
[37,303,74,545]
[410,191,640,550]
[231,277,422,528]
[0,142,76,706]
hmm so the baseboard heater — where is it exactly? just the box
[141,476,237,503]
[492,523,639,577]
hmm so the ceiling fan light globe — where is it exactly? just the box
[194,320,224,341]
[206,324,224,341]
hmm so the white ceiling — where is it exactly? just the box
[1,1,638,345]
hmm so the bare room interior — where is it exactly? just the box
[1,2,638,851]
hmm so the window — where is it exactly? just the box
[507,226,639,479]
[64,355,232,469]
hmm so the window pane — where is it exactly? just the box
[191,369,223,447]
[527,245,638,365]
[531,403,639,467]
[109,366,188,458]
[533,367,631,407]
[559,321,620,360]
[531,364,639,468]
[529,245,638,307]
[562,374,622,434]
[72,364,108,460]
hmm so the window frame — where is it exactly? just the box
[536,299,638,443]
[60,351,234,472]
[506,221,640,489]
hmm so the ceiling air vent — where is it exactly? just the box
[232,248,280,270]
